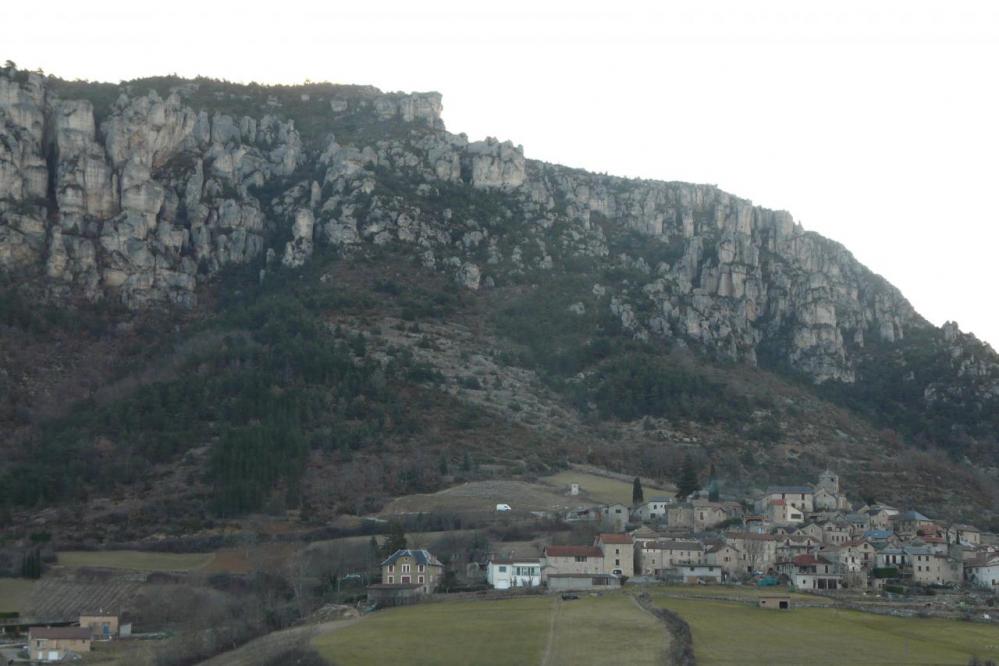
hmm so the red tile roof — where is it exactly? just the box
[29,627,92,640]
[598,534,634,545]
[545,545,603,558]
[791,554,828,566]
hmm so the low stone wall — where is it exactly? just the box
[635,593,695,666]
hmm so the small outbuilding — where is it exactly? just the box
[758,596,792,610]
[80,612,120,640]
[28,626,92,662]
[547,573,621,592]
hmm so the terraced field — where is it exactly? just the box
[27,579,141,621]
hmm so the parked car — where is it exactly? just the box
[496,504,512,512]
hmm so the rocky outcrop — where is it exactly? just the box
[2,68,994,391]
[0,71,313,306]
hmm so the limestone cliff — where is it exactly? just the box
[2,66,997,402]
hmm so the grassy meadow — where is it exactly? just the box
[313,597,552,665]
[0,578,35,613]
[548,593,668,666]
[313,592,668,665]
[655,593,999,665]
[540,468,672,506]
[56,550,213,571]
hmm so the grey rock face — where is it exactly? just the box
[0,71,311,306]
[0,71,984,389]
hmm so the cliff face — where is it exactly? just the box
[1,68,996,396]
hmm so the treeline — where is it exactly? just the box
[817,326,999,459]
[494,278,751,425]
[583,352,751,424]
[0,266,425,514]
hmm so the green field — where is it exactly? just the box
[313,597,551,665]
[661,584,825,602]
[655,594,999,665]
[540,468,671,506]
[548,593,667,666]
[0,578,35,613]
[57,550,214,571]
[313,592,668,665]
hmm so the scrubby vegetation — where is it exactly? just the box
[0,252,463,514]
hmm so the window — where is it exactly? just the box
[388,575,394,583]
[418,564,425,573]
[388,565,394,573]
[418,575,425,583]
[615,559,620,566]
[402,564,411,573]
[498,565,507,572]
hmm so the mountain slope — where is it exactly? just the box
[1,65,997,536]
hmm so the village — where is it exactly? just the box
[4,468,999,664]
[366,470,999,605]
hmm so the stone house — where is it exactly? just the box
[765,499,805,525]
[487,558,542,589]
[775,535,820,562]
[909,549,962,586]
[705,542,742,578]
[381,549,443,593]
[758,486,814,514]
[666,504,695,530]
[813,487,850,511]
[28,627,92,662]
[890,511,934,537]
[843,512,872,536]
[79,613,119,640]
[629,526,662,548]
[542,545,604,580]
[725,532,778,574]
[816,470,839,495]
[598,504,631,532]
[948,524,982,546]
[965,556,999,591]
[777,554,842,591]
[833,540,877,573]
[634,496,674,523]
[876,547,908,570]
[596,533,634,576]
[863,508,897,531]
[796,523,824,542]
[821,522,851,545]
[670,563,723,584]
[639,540,703,576]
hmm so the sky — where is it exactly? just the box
[7,1,999,349]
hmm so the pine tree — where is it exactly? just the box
[438,452,449,476]
[382,521,408,557]
[708,463,719,502]
[461,450,472,472]
[675,456,700,500]
[632,477,644,506]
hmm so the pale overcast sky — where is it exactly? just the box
[8,1,999,349]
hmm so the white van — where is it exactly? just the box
[496,503,512,512]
